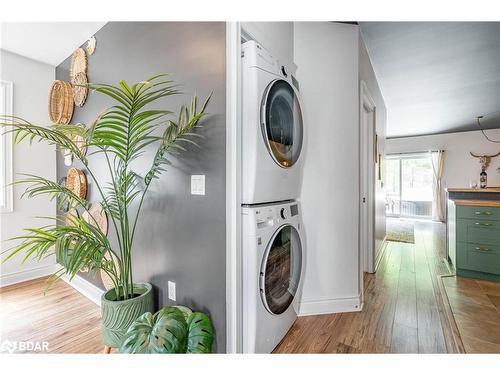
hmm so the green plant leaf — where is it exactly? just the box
[120,307,188,354]
[186,312,214,353]
[172,305,193,320]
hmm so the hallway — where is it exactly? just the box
[275,220,453,353]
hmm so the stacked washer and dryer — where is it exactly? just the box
[241,41,305,353]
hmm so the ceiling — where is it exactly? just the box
[360,22,500,138]
[0,22,106,66]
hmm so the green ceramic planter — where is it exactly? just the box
[101,282,154,348]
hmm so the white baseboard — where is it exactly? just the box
[62,274,104,307]
[0,263,59,287]
[375,235,389,272]
[298,295,362,316]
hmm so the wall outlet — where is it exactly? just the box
[168,281,176,301]
[190,175,205,195]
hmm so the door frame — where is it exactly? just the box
[359,80,376,282]
[225,21,242,353]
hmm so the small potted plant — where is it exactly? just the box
[0,75,211,349]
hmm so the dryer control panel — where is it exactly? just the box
[252,202,299,229]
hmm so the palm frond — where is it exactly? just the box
[88,75,179,164]
[0,75,212,300]
[15,174,89,211]
[0,116,87,163]
[144,93,211,185]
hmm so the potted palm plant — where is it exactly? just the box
[0,75,211,349]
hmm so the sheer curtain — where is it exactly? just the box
[430,150,445,222]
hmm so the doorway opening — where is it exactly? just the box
[385,152,433,219]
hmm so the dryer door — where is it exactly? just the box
[260,224,303,315]
[261,79,303,168]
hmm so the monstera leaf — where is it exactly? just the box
[120,307,188,353]
[119,306,214,354]
[186,312,214,353]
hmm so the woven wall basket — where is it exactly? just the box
[48,80,74,124]
[65,208,79,226]
[82,202,108,235]
[72,72,88,107]
[70,48,88,80]
[73,134,87,156]
[66,168,87,199]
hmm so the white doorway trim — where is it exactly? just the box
[225,22,242,354]
[359,80,376,287]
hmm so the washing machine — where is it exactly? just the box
[242,200,304,353]
[241,40,304,205]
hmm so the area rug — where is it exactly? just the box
[386,219,415,244]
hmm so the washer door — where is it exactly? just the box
[260,224,303,315]
[261,79,303,168]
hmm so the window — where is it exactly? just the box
[0,81,13,213]
[385,153,433,218]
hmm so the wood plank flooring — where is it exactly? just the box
[0,277,103,353]
[2,218,499,354]
[274,219,452,353]
[441,275,500,353]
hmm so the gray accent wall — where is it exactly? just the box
[55,22,227,352]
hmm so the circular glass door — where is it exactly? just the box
[260,225,302,315]
[261,80,303,168]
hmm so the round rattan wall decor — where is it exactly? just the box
[66,167,87,199]
[48,80,74,124]
[72,123,88,156]
[73,134,87,156]
[72,72,88,107]
[82,202,108,235]
[70,48,88,80]
[66,208,79,226]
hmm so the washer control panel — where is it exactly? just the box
[254,203,299,228]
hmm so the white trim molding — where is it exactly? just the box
[375,235,389,272]
[225,21,242,354]
[62,274,104,307]
[298,294,363,316]
[359,79,377,307]
[0,263,59,287]
[0,80,13,213]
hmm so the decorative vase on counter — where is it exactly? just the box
[480,168,487,189]
[101,282,154,348]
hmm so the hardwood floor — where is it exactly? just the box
[441,275,500,353]
[2,219,499,354]
[0,277,103,353]
[275,219,453,353]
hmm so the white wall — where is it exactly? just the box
[0,50,56,286]
[294,22,362,315]
[240,22,295,70]
[386,129,500,192]
[359,35,388,266]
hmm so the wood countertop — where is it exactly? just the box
[453,200,500,208]
[446,187,500,193]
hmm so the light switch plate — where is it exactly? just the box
[168,281,176,301]
[191,175,205,195]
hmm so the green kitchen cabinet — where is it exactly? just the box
[454,204,500,282]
